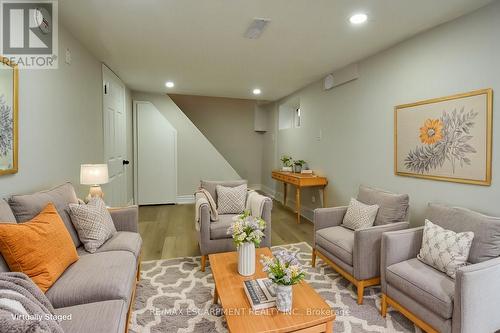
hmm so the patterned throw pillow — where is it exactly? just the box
[68,197,117,253]
[418,219,474,279]
[216,184,247,214]
[342,198,379,230]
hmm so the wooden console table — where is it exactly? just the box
[272,170,328,224]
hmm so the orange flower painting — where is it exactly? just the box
[419,119,443,145]
[404,108,478,174]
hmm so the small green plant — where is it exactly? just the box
[280,155,293,167]
[293,159,306,167]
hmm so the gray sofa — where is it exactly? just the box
[312,185,409,304]
[381,203,500,333]
[0,183,141,333]
[196,180,273,271]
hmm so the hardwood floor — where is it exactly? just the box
[138,199,314,261]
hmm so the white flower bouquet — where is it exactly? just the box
[226,210,266,247]
[260,250,306,286]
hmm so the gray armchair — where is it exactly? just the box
[312,185,409,304]
[381,203,500,333]
[196,180,273,271]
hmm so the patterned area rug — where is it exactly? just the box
[130,242,417,333]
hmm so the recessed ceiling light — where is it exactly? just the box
[349,13,368,25]
[165,81,174,88]
[253,88,261,95]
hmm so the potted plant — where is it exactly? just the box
[293,160,306,173]
[261,251,306,313]
[227,211,266,276]
[280,155,293,172]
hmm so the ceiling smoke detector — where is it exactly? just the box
[244,18,270,39]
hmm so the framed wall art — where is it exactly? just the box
[395,89,493,185]
[0,57,18,175]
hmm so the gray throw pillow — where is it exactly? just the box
[342,198,379,230]
[418,219,474,279]
[68,197,117,253]
[216,184,247,214]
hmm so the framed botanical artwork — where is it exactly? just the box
[395,89,493,185]
[0,57,18,175]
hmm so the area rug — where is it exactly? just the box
[129,242,418,333]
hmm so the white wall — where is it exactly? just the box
[0,25,103,199]
[264,1,500,224]
[169,94,263,187]
[131,92,240,196]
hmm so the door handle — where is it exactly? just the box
[123,160,130,165]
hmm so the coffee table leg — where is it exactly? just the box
[325,320,333,332]
[213,286,219,304]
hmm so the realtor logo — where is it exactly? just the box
[0,0,58,69]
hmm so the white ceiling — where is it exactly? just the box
[59,0,493,101]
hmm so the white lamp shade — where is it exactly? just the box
[80,164,109,185]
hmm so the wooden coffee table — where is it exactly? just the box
[209,247,335,333]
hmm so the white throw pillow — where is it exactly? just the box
[342,198,379,230]
[216,184,247,214]
[68,197,117,253]
[418,219,474,279]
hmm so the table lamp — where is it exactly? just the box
[80,164,109,202]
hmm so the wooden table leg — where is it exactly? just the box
[296,187,301,224]
[325,320,333,332]
[283,182,287,207]
[322,186,328,208]
[213,285,219,304]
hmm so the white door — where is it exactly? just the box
[102,64,128,206]
[134,101,177,205]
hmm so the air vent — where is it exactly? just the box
[244,18,270,39]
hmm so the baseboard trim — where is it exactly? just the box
[176,195,195,204]
[248,184,262,191]
[260,184,277,198]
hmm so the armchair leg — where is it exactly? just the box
[315,248,380,305]
[201,255,207,272]
[357,281,365,305]
[381,293,387,317]
[311,249,317,267]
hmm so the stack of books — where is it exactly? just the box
[243,278,276,310]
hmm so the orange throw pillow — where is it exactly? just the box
[0,203,79,292]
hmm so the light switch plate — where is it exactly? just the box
[316,129,322,141]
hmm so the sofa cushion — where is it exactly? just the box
[46,251,136,308]
[418,219,474,279]
[8,183,81,247]
[315,226,354,266]
[342,198,378,230]
[210,214,238,240]
[0,199,16,273]
[201,180,247,204]
[426,203,500,264]
[0,204,79,292]
[55,300,127,333]
[216,184,247,214]
[357,185,409,226]
[0,199,15,222]
[95,231,142,258]
[69,197,117,253]
[386,258,455,319]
